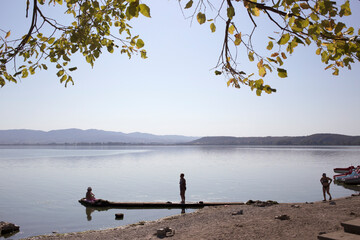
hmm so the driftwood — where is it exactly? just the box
[78,198,244,209]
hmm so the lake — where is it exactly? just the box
[0,145,359,239]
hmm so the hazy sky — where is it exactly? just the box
[1,0,359,137]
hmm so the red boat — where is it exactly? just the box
[333,166,356,174]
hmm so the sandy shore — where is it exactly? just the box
[24,195,360,240]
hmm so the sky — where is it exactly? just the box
[0,0,359,137]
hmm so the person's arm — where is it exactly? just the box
[328,177,332,184]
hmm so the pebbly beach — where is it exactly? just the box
[23,194,360,240]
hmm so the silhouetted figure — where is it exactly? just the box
[179,173,186,204]
[86,187,96,202]
[320,173,332,201]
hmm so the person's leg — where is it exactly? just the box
[327,187,332,200]
[322,187,326,201]
[180,190,185,203]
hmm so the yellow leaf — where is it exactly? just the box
[259,66,266,77]
[5,31,11,39]
[228,24,235,34]
[227,78,235,87]
[325,64,333,70]
[251,7,260,17]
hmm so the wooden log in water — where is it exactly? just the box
[78,198,243,209]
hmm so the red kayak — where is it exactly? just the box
[333,166,356,174]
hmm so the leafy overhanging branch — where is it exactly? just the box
[182,0,360,95]
[0,0,151,87]
[1,0,359,96]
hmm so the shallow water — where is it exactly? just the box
[0,145,359,239]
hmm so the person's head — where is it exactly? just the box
[322,173,326,177]
[87,187,92,192]
[180,173,184,178]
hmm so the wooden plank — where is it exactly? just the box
[78,198,244,209]
[341,218,360,235]
[318,231,360,240]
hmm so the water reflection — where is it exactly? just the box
[85,207,95,221]
[334,182,360,193]
[84,206,187,221]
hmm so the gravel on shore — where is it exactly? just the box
[24,194,360,240]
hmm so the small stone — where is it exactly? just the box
[275,215,290,220]
[232,210,243,215]
[318,231,326,235]
[291,205,300,208]
[350,212,356,216]
[329,201,336,205]
[157,228,166,238]
[157,227,175,238]
[115,213,124,219]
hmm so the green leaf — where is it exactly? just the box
[266,41,273,50]
[56,70,64,77]
[107,45,114,53]
[210,23,216,33]
[227,6,235,19]
[136,39,144,49]
[197,12,206,25]
[139,4,151,18]
[335,22,346,35]
[47,37,55,44]
[339,1,351,17]
[22,69,29,78]
[277,68,287,78]
[184,0,193,9]
[60,74,67,83]
[140,49,147,59]
[69,67,77,71]
[278,33,290,45]
[310,13,319,21]
[234,38,241,46]
[248,51,255,62]
[215,70,222,75]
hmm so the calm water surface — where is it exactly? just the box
[0,145,359,239]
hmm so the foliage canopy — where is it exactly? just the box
[0,0,359,95]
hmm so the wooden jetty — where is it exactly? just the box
[79,198,243,209]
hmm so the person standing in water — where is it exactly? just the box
[179,173,186,204]
[320,173,332,201]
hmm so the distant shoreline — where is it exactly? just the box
[0,129,359,145]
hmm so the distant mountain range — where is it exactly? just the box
[190,134,360,146]
[0,130,359,145]
[0,129,199,145]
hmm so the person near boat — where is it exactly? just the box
[86,187,97,202]
[320,173,332,201]
[179,173,186,204]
